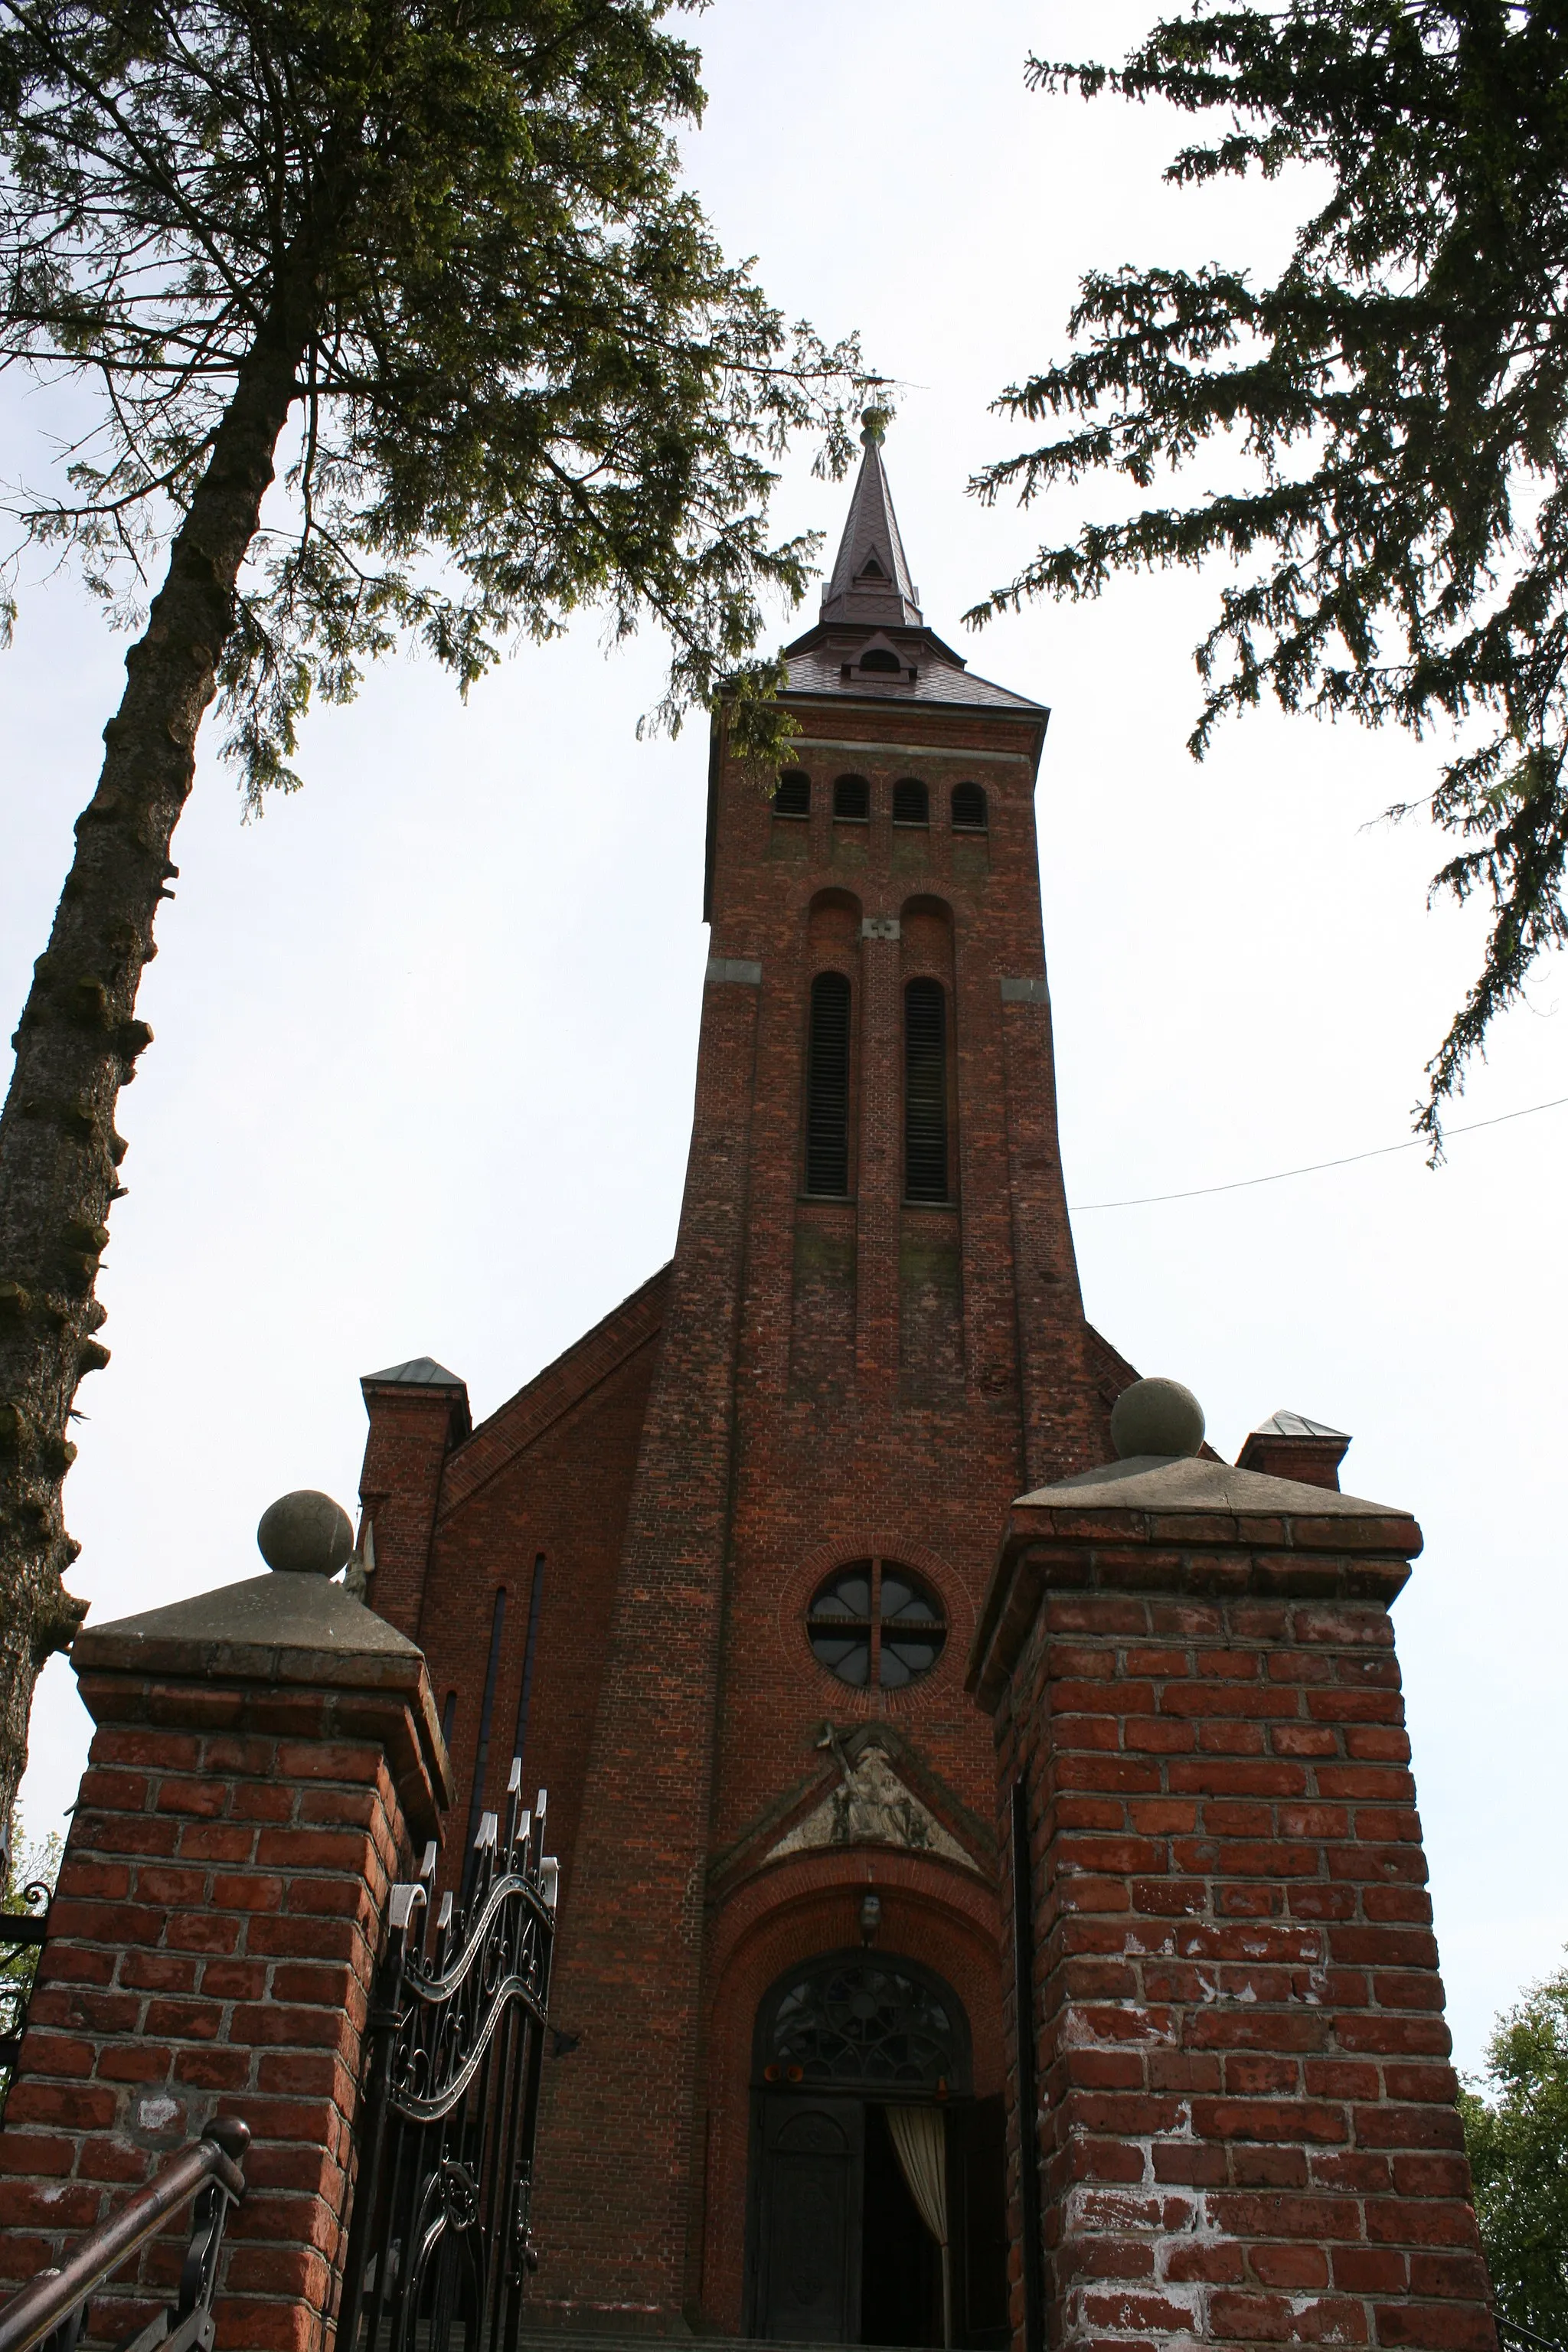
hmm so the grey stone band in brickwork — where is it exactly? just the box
[792,737,1036,765]
[1000,976,1050,1004]
[705,957,763,987]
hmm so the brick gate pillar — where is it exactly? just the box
[0,1499,449,2352]
[966,1387,1495,2352]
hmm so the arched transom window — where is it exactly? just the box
[760,1957,966,2092]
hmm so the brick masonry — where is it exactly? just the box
[357,677,1137,2330]
[343,443,1487,2347]
[968,1475,1498,2352]
[0,1590,446,2352]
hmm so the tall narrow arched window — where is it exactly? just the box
[774,769,811,817]
[462,1587,508,1892]
[833,773,871,821]
[892,777,929,825]
[903,978,949,1202]
[951,781,988,830]
[805,971,852,1196]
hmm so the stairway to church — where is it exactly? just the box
[514,2333,936,2352]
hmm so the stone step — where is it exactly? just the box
[514,2335,935,2352]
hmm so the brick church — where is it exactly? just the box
[346,424,1483,2352]
[0,414,1488,2352]
[354,416,1125,2344]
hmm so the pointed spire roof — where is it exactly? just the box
[779,409,1046,715]
[818,410,923,629]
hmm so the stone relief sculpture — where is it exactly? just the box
[765,1725,976,1869]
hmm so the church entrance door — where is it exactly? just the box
[755,2095,864,2343]
[746,1952,1005,2347]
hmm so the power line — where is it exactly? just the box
[1070,1091,1568,1212]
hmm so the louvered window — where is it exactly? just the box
[951,781,988,830]
[903,978,949,1202]
[892,777,928,825]
[859,648,901,674]
[805,971,852,1196]
[833,773,870,821]
[774,769,810,817]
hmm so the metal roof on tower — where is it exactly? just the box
[781,412,1044,714]
[818,413,923,629]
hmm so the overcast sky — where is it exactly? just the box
[3,1,1563,2076]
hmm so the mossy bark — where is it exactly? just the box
[0,309,309,1855]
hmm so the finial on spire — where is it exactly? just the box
[860,405,890,448]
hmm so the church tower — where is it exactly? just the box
[356,418,1133,2341]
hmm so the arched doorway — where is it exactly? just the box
[745,1952,1008,2347]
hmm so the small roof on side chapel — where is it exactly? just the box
[362,1355,466,1388]
[1250,1409,1351,1441]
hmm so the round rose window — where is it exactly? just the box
[806,1559,946,1690]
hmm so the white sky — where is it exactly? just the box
[3,2,1564,2078]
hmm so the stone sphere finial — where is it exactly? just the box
[1110,1377,1206,1462]
[860,405,890,447]
[256,1490,354,1576]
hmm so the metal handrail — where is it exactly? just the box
[1497,2318,1568,2352]
[0,2118,249,2352]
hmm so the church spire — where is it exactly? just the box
[818,409,923,629]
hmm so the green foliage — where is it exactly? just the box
[969,2,1568,1138]
[1460,1957,1568,2343]
[0,0,869,791]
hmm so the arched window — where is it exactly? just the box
[757,1954,969,2092]
[892,777,928,825]
[859,647,901,675]
[903,978,949,1202]
[833,773,871,821]
[950,781,987,831]
[774,769,810,817]
[462,1588,508,1886]
[805,971,852,1196]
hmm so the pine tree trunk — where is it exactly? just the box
[0,312,309,1858]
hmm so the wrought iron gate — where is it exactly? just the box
[339,1762,557,2352]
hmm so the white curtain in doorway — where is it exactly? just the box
[887,2105,951,2349]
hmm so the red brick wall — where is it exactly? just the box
[409,1271,665,1910]
[528,952,765,2324]
[982,1532,1495,2352]
[358,1386,467,1642]
[523,701,1122,2323]
[0,1671,427,2352]
[351,691,1130,2326]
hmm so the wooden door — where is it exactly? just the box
[756,2096,864,2341]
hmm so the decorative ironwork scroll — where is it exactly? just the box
[0,1881,52,2090]
[340,1760,557,2352]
